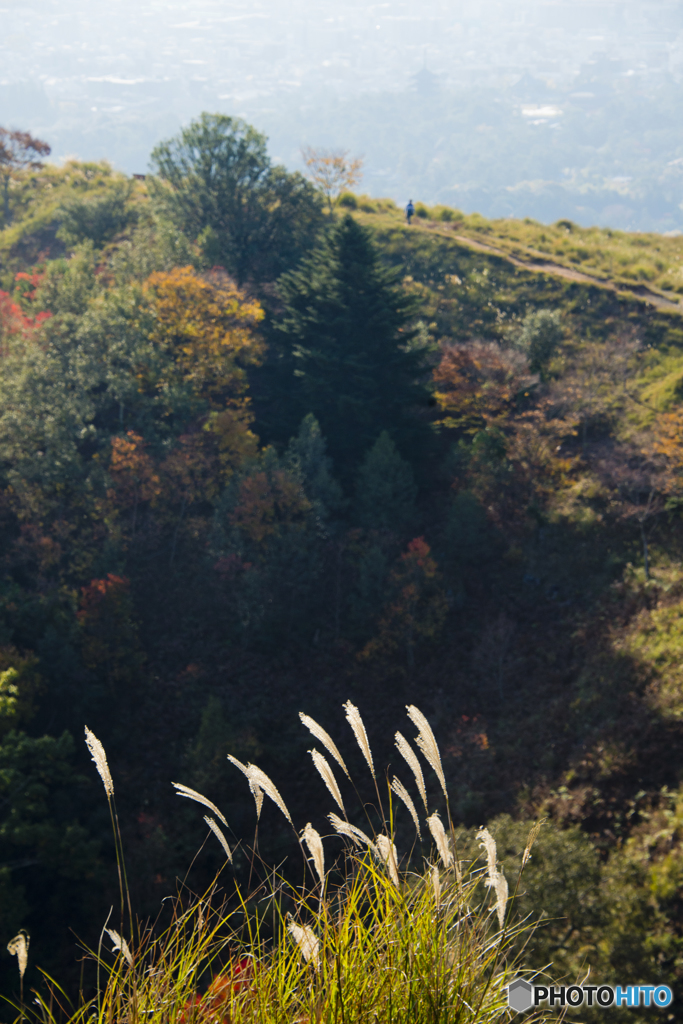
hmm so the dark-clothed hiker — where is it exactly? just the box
[406,199,415,224]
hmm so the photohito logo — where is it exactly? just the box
[507,979,673,1013]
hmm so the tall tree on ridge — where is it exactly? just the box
[275,214,430,475]
[149,114,325,286]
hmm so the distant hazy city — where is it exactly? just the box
[3,0,683,230]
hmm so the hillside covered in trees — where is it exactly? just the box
[3,114,683,1018]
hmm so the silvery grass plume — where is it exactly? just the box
[427,811,453,869]
[328,813,376,855]
[375,834,400,886]
[7,931,29,979]
[227,756,264,819]
[105,928,133,966]
[394,731,428,812]
[287,915,320,967]
[431,865,441,906]
[301,823,325,886]
[391,776,421,838]
[84,726,114,798]
[476,827,497,882]
[228,758,292,826]
[477,827,508,929]
[204,816,233,864]
[406,705,448,800]
[309,749,345,814]
[343,700,374,779]
[522,818,546,868]
[172,783,228,828]
[299,712,350,777]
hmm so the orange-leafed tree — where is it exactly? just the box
[433,341,537,433]
[107,431,162,537]
[145,266,264,408]
[359,537,448,669]
[229,468,312,549]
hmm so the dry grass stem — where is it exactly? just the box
[310,749,345,814]
[390,776,421,838]
[84,726,114,797]
[105,929,133,966]
[172,782,228,828]
[394,731,428,812]
[299,712,350,777]
[406,705,448,800]
[343,700,375,779]
[427,811,453,869]
[7,931,29,979]
[203,816,233,864]
[522,818,547,868]
[375,834,400,886]
[286,916,320,966]
[328,812,376,853]
[476,827,508,928]
[301,823,325,885]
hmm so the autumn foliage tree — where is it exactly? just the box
[0,127,50,225]
[301,146,364,212]
[360,537,448,669]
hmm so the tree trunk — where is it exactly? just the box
[641,522,650,581]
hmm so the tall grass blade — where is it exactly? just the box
[406,704,448,799]
[204,816,233,864]
[395,731,428,812]
[343,700,375,779]
[310,749,345,814]
[172,782,228,828]
[391,776,421,838]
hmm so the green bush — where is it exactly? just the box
[338,192,358,209]
[415,203,429,219]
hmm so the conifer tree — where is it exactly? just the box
[354,431,417,533]
[285,414,343,518]
[275,215,430,474]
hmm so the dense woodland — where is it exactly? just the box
[4,113,683,1019]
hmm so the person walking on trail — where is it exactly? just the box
[405,199,415,224]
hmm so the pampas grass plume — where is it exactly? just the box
[522,818,546,868]
[287,916,320,966]
[343,700,374,779]
[172,782,228,829]
[105,929,133,966]
[427,811,453,869]
[310,749,345,814]
[85,726,114,797]
[391,776,421,838]
[7,932,29,979]
[328,813,376,854]
[300,713,349,777]
[394,731,428,812]
[204,816,233,864]
[227,755,264,820]
[246,764,292,825]
[476,827,497,881]
[406,705,448,800]
[375,834,399,886]
[301,823,325,885]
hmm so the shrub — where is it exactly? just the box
[338,192,358,209]
[415,203,430,219]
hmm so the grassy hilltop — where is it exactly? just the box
[3,126,683,1018]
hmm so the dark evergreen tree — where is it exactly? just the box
[274,214,431,475]
[354,431,416,533]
